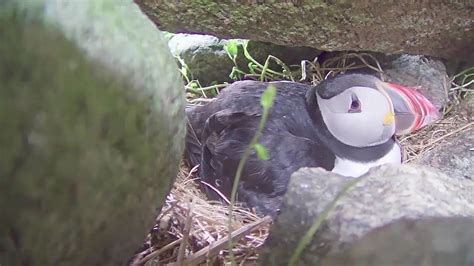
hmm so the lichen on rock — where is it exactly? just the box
[0,0,185,265]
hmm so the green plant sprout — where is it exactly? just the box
[451,66,474,98]
[224,40,296,82]
[179,38,318,99]
[442,66,474,115]
[227,84,277,264]
[175,54,226,98]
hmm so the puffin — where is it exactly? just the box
[185,74,439,215]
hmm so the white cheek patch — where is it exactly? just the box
[317,87,396,147]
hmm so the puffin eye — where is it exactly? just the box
[348,95,361,113]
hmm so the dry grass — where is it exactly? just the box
[132,52,473,266]
[399,113,473,163]
[132,165,270,266]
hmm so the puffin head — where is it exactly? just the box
[312,74,440,148]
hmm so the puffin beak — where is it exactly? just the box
[382,82,441,135]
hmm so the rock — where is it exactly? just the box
[135,1,474,61]
[168,33,320,85]
[416,87,473,180]
[383,55,449,110]
[417,125,473,180]
[463,93,474,118]
[321,217,474,266]
[0,0,185,265]
[168,33,230,85]
[260,165,474,265]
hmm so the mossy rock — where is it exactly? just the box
[137,1,474,60]
[0,1,185,265]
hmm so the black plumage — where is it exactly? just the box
[185,75,394,215]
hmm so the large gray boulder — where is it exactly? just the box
[260,165,474,265]
[0,0,185,265]
[135,1,474,60]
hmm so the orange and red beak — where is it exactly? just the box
[382,82,441,135]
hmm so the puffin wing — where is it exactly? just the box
[199,109,335,215]
[236,130,335,215]
[199,109,263,198]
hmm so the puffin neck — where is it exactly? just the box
[305,87,395,162]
